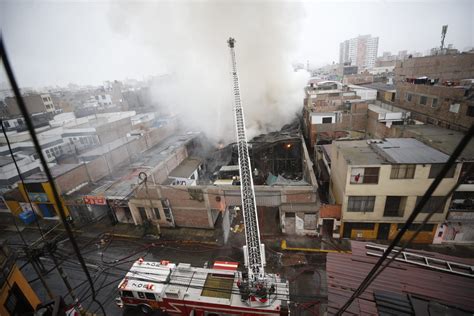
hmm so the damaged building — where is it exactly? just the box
[128,122,319,237]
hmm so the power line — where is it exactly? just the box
[0,36,106,316]
[336,124,473,315]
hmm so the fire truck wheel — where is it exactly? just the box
[139,304,152,314]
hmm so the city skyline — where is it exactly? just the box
[0,0,473,88]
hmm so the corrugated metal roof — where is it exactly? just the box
[373,138,450,164]
[326,241,474,315]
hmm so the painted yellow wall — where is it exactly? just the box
[329,143,461,229]
[17,182,70,218]
[0,266,41,315]
[329,144,348,204]
[341,222,436,244]
[5,200,22,216]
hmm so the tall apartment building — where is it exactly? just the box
[339,35,379,70]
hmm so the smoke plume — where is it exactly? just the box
[108,2,309,143]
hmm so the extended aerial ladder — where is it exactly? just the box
[227,38,273,302]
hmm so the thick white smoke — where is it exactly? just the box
[109,2,309,143]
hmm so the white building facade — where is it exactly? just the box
[339,35,379,70]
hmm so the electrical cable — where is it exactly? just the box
[336,124,473,315]
[0,120,48,242]
[0,36,106,316]
[350,162,474,309]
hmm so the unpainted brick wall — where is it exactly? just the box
[56,164,89,194]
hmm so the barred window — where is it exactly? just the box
[416,196,446,213]
[384,196,406,217]
[429,164,455,178]
[397,223,435,232]
[390,164,415,179]
[347,196,375,212]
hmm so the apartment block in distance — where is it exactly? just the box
[5,93,56,116]
[339,35,379,70]
[329,138,461,244]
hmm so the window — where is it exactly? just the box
[347,196,375,212]
[4,283,34,315]
[429,164,455,178]
[350,167,379,184]
[416,196,446,213]
[153,208,161,220]
[467,106,474,117]
[161,200,173,222]
[420,96,427,105]
[390,164,415,179]
[406,93,412,102]
[304,213,317,230]
[145,292,156,300]
[397,223,435,232]
[384,196,406,217]
[285,212,295,217]
[322,117,333,124]
[449,103,460,113]
[25,183,45,193]
[121,290,134,298]
[138,207,147,221]
[431,98,438,107]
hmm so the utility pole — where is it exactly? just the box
[440,25,448,51]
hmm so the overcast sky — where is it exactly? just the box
[1,0,473,88]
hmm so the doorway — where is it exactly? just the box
[377,223,391,240]
[38,203,55,218]
[322,219,334,237]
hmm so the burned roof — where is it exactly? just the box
[326,241,474,315]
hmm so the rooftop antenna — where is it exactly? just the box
[440,25,448,50]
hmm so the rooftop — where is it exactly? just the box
[327,241,474,315]
[336,138,450,165]
[103,133,199,198]
[0,156,13,167]
[168,158,201,179]
[358,82,396,92]
[373,138,450,164]
[394,125,474,160]
[335,140,387,165]
[25,163,82,182]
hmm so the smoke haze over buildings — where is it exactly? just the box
[108,2,309,142]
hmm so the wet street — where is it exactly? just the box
[1,219,327,316]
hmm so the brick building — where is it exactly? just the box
[5,93,56,116]
[129,134,320,236]
[393,53,474,131]
[394,53,474,83]
[303,81,368,146]
[396,81,473,131]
